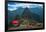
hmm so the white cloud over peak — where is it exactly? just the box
[8,3,43,11]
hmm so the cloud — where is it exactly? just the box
[8,3,43,11]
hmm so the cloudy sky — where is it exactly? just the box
[8,2,43,11]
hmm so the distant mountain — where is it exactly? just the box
[8,7,24,24]
[16,7,24,16]
[31,12,43,23]
[8,10,17,24]
[8,7,43,23]
[29,7,43,22]
[8,6,43,17]
[29,7,43,16]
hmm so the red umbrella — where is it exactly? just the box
[10,20,20,27]
[11,20,19,24]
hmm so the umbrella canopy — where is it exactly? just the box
[11,20,19,24]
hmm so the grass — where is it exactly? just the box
[8,18,43,30]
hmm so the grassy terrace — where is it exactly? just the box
[8,19,43,30]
